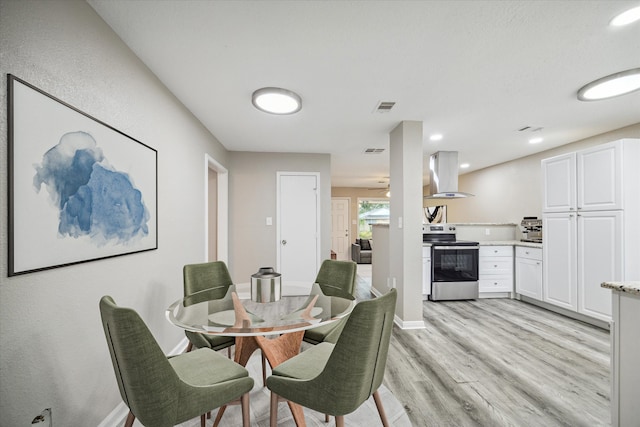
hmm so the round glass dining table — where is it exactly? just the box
[166,282,355,337]
[166,282,356,427]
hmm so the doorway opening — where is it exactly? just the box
[205,154,228,263]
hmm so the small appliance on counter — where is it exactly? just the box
[520,217,542,243]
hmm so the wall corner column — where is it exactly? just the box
[389,121,425,329]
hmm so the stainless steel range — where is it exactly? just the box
[423,224,479,301]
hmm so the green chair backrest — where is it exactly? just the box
[183,261,233,300]
[315,288,397,415]
[314,259,357,298]
[99,296,182,426]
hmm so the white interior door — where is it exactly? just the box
[331,198,350,260]
[277,173,320,283]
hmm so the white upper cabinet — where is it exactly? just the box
[542,141,623,213]
[542,152,576,213]
[577,142,622,211]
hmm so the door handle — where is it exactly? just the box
[281,240,287,246]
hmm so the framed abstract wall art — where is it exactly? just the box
[7,75,157,276]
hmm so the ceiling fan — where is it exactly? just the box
[366,180,390,197]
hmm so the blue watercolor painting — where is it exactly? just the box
[33,131,150,246]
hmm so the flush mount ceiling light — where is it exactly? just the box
[610,5,640,27]
[577,68,640,101]
[459,163,470,169]
[429,133,443,141]
[252,87,302,114]
[529,137,544,144]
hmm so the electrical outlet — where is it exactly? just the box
[485,228,491,235]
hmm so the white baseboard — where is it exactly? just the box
[97,338,190,427]
[393,315,426,330]
[371,285,426,330]
[97,403,129,427]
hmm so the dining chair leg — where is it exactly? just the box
[200,414,206,427]
[228,346,232,358]
[185,342,193,352]
[270,392,279,427]
[262,352,267,386]
[212,405,226,427]
[335,415,345,427]
[325,414,330,422]
[124,411,135,427]
[241,392,250,427]
[372,390,390,427]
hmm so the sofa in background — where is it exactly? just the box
[351,239,372,264]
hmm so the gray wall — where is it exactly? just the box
[228,151,332,282]
[0,1,230,425]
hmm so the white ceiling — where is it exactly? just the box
[87,0,640,188]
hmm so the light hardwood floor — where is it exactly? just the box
[355,265,611,427]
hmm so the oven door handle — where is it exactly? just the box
[433,246,479,250]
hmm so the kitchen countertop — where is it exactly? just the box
[479,240,542,249]
[601,281,640,295]
[449,223,518,226]
[422,240,542,249]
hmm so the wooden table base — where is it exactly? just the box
[214,331,307,427]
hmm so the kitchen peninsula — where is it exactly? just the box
[601,281,640,427]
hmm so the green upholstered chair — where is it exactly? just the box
[303,259,357,345]
[267,288,397,427]
[99,296,254,427]
[183,261,236,354]
[184,260,268,385]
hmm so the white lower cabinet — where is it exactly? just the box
[543,211,621,321]
[515,247,542,300]
[422,246,431,299]
[543,213,578,311]
[479,246,513,294]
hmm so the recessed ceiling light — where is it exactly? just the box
[459,163,470,169]
[577,68,640,101]
[429,134,443,141]
[610,5,640,26]
[252,87,302,114]
[529,137,544,144]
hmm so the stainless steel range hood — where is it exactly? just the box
[425,151,474,199]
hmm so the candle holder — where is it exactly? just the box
[251,267,282,302]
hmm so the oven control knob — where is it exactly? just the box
[449,226,456,231]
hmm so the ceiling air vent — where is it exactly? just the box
[374,101,396,113]
[517,126,543,132]
[364,148,385,154]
